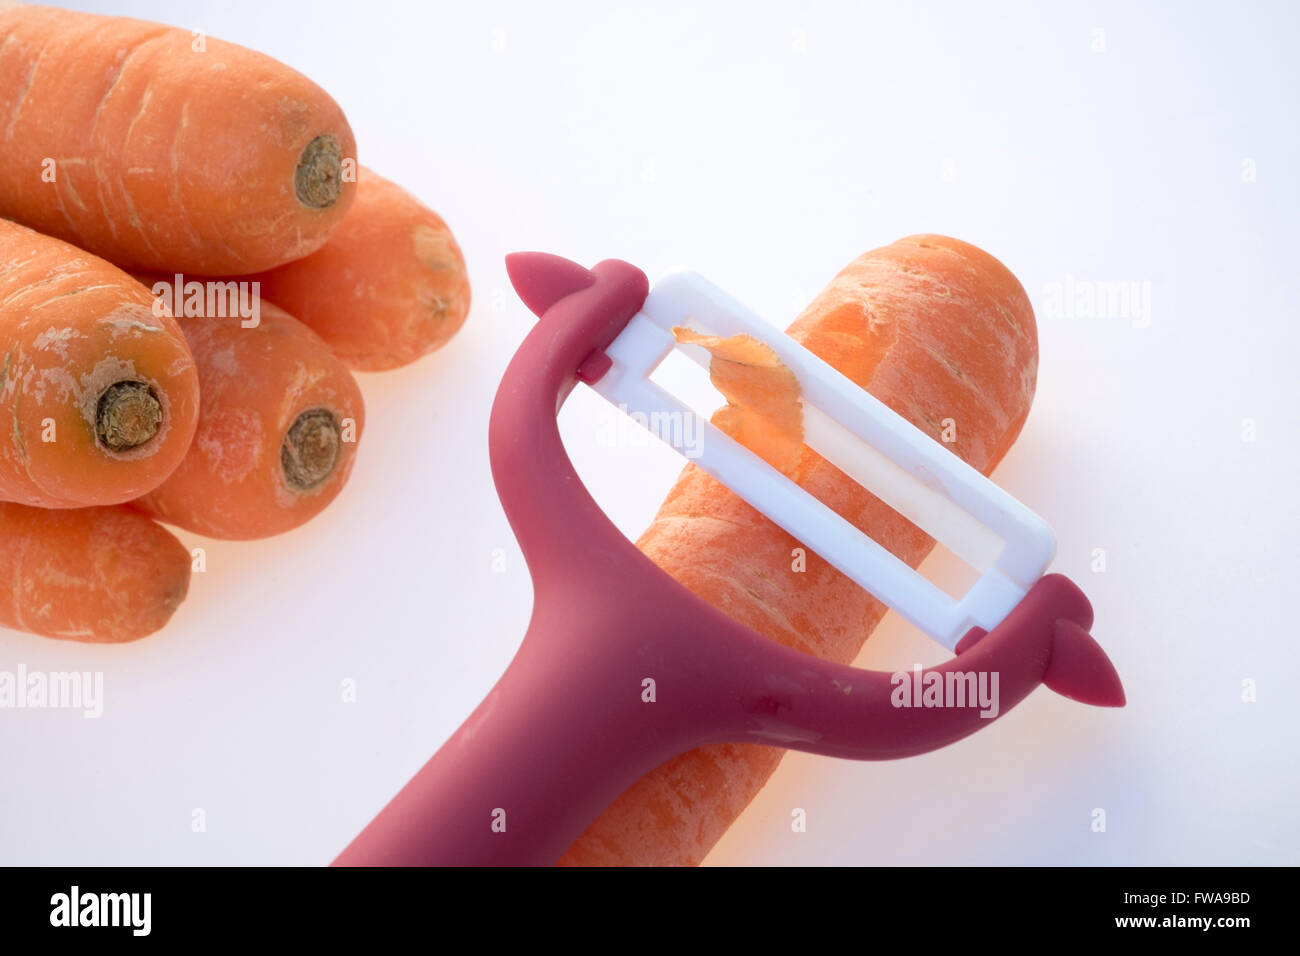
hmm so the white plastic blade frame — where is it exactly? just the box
[588,271,1055,650]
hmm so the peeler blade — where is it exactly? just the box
[587,270,1057,651]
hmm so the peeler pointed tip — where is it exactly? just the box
[1044,618,1126,708]
[504,252,597,317]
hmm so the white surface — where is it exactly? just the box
[1,0,1296,866]
[595,271,1051,649]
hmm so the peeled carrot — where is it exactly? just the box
[0,219,199,508]
[132,296,364,539]
[0,502,190,642]
[0,3,356,275]
[248,167,470,371]
[561,235,1040,866]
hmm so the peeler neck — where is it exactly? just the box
[489,256,650,584]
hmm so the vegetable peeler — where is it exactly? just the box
[334,252,1124,867]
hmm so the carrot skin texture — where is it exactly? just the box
[0,4,356,274]
[248,167,470,371]
[132,299,365,540]
[0,219,199,508]
[560,236,1040,866]
[0,502,190,642]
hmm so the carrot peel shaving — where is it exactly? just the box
[672,326,804,474]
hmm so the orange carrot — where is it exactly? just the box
[132,295,364,539]
[561,235,1040,866]
[0,3,356,274]
[248,167,470,371]
[0,219,199,508]
[0,501,190,642]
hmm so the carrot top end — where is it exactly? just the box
[294,134,344,210]
[95,381,163,453]
[280,408,340,492]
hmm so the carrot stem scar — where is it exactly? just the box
[95,381,163,452]
[295,134,344,209]
[281,408,341,491]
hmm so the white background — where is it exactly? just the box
[1,0,1296,865]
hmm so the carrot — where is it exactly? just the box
[561,235,1040,866]
[0,3,356,275]
[132,294,364,539]
[247,167,470,371]
[0,219,199,508]
[0,501,190,642]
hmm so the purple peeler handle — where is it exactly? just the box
[333,254,1124,867]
